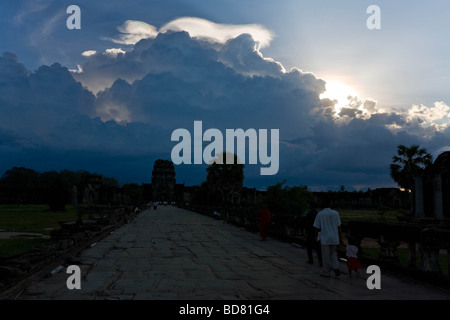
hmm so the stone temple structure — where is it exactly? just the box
[151,159,176,203]
[414,151,450,219]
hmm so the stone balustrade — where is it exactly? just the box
[0,205,138,290]
[180,204,450,282]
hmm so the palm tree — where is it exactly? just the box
[390,144,432,190]
[390,144,432,213]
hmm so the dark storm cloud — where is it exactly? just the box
[218,34,285,77]
[1,22,449,188]
[0,53,96,136]
[89,31,328,141]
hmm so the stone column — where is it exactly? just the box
[414,176,424,218]
[433,174,444,219]
[407,241,416,267]
[419,228,442,273]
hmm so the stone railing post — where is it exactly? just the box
[407,241,417,267]
[419,228,442,273]
[377,234,400,263]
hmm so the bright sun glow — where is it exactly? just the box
[320,80,359,113]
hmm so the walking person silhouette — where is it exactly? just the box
[313,200,343,277]
[305,202,322,266]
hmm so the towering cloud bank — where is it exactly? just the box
[0,18,448,188]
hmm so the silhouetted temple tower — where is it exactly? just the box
[151,159,175,202]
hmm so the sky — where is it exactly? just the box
[1,0,450,191]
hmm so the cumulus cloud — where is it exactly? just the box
[73,17,275,94]
[407,101,450,130]
[107,17,273,49]
[82,50,97,57]
[218,34,285,77]
[69,64,83,73]
[160,17,274,49]
[0,53,95,136]
[1,17,450,189]
[0,52,29,84]
[109,20,159,45]
[90,31,327,141]
[103,48,126,57]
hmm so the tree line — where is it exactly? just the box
[0,167,141,210]
[0,144,435,214]
[191,144,435,215]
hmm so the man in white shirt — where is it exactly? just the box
[313,203,343,277]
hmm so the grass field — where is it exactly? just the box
[0,237,49,258]
[0,204,76,235]
[0,204,76,258]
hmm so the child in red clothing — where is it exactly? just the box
[346,238,362,278]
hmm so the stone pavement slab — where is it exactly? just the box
[9,205,450,300]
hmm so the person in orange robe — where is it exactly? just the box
[258,205,271,241]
